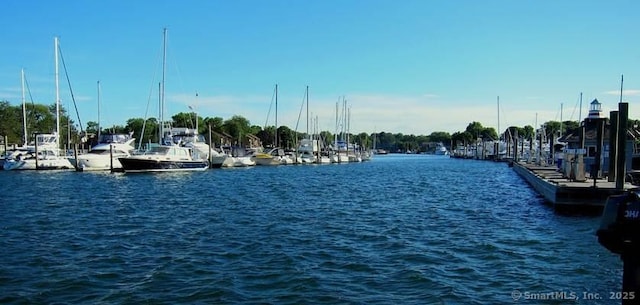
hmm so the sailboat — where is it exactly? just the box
[253,84,290,166]
[1,69,32,167]
[4,38,74,171]
[296,86,322,164]
[118,28,208,173]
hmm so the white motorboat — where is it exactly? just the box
[3,133,73,171]
[70,133,136,171]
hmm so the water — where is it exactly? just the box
[0,155,622,304]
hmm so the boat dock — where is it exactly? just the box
[512,161,637,213]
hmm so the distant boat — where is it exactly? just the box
[375,149,388,155]
[435,143,449,156]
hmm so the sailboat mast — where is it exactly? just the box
[306,85,309,138]
[55,37,60,146]
[334,101,338,148]
[97,81,101,140]
[21,68,27,145]
[160,28,167,142]
[620,74,624,103]
[195,92,198,134]
[560,103,563,137]
[497,96,500,141]
[275,84,278,147]
[578,92,583,123]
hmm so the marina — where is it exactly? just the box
[0,154,622,304]
[1,2,639,303]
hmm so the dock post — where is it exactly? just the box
[208,124,212,168]
[34,134,39,170]
[609,111,619,182]
[593,119,605,187]
[622,254,640,305]
[3,135,7,158]
[616,103,629,190]
[74,144,79,171]
[109,144,114,172]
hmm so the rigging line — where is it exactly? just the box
[567,93,581,122]
[138,41,163,151]
[293,87,307,134]
[57,43,84,134]
[24,74,37,129]
[166,40,188,113]
[264,85,277,129]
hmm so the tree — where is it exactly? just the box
[222,115,252,145]
[0,101,22,144]
[429,131,451,144]
[465,122,485,140]
[277,125,295,149]
[172,112,198,129]
[86,121,99,135]
[127,117,159,147]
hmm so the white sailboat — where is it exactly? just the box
[4,38,73,171]
[295,86,325,164]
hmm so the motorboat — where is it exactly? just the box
[118,144,208,173]
[435,143,449,155]
[252,147,288,166]
[3,133,73,171]
[70,133,136,171]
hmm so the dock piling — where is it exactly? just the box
[616,103,629,190]
[74,144,79,171]
[109,144,114,172]
[609,111,619,182]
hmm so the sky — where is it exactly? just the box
[1,0,639,135]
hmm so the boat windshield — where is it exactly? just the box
[172,134,205,144]
[146,146,171,155]
[98,134,130,144]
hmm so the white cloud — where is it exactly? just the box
[604,89,640,96]
[160,92,578,135]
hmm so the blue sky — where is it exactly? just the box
[1,0,639,135]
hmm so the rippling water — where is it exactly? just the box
[0,155,622,304]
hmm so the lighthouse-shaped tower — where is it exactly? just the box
[587,99,603,119]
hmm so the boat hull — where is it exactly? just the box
[3,158,73,171]
[119,158,208,173]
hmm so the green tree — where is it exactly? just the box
[172,112,198,129]
[0,101,22,144]
[522,125,535,141]
[429,131,451,144]
[222,115,252,146]
[465,122,484,140]
[127,117,159,147]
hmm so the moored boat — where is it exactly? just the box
[118,145,208,173]
[71,133,135,171]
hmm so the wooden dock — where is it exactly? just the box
[512,161,637,213]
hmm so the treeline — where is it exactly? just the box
[3,101,636,153]
[0,101,452,152]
